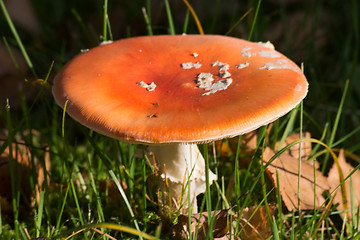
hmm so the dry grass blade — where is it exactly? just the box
[328,149,360,222]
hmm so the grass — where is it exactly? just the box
[1,0,360,239]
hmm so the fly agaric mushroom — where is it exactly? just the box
[52,35,308,214]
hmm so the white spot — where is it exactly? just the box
[139,49,143,53]
[193,62,202,69]
[241,47,256,57]
[211,61,230,76]
[181,62,194,69]
[181,61,202,69]
[258,50,281,58]
[235,62,249,69]
[257,41,275,50]
[219,64,230,72]
[100,40,113,45]
[80,49,89,53]
[202,78,233,96]
[220,70,231,78]
[192,52,199,58]
[136,81,157,91]
[259,60,300,73]
[211,60,221,67]
[197,72,214,90]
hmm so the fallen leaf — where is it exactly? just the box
[262,146,330,211]
[238,204,276,240]
[0,131,50,215]
[328,149,360,221]
[275,132,313,161]
[172,204,275,240]
[172,209,232,240]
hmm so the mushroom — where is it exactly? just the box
[52,35,308,214]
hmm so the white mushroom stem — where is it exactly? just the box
[149,144,217,214]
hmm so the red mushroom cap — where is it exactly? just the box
[53,35,308,144]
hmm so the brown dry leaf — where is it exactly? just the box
[328,149,360,220]
[275,132,313,161]
[172,204,275,240]
[262,146,330,211]
[238,204,276,240]
[0,132,50,214]
[172,209,236,240]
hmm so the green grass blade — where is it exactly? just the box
[277,107,298,150]
[297,101,304,233]
[142,7,153,36]
[182,9,190,34]
[61,100,69,138]
[164,0,175,35]
[272,216,280,240]
[36,191,45,238]
[322,80,349,172]
[70,179,89,240]
[55,183,71,235]
[6,99,20,240]
[0,0,36,77]
[88,156,105,223]
[276,169,283,234]
[109,170,143,240]
[2,37,24,74]
[225,8,252,36]
[103,0,108,41]
[247,0,262,41]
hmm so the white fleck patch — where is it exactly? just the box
[235,62,249,69]
[193,62,202,69]
[277,59,290,64]
[220,70,231,78]
[241,47,256,57]
[258,50,281,58]
[181,61,202,69]
[136,81,157,91]
[80,49,89,53]
[192,52,199,58]
[211,60,221,67]
[219,64,230,72]
[259,60,300,73]
[257,41,275,50]
[197,72,214,90]
[211,60,230,74]
[182,33,187,36]
[100,40,113,45]
[139,49,143,53]
[202,78,233,96]
[181,62,194,69]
